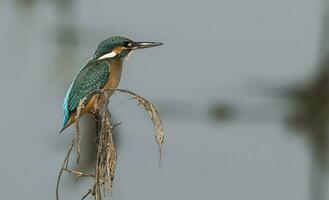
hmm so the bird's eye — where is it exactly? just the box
[126,42,133,47]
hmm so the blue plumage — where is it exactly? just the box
[59,84,73,133]
[59,59,110,133]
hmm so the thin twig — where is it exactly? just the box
[62,168,95,178]
[56,138,75,200]
[82,189,92,200]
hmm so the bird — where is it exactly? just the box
[60,36,163,133]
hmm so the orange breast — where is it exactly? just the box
[65,95,98,129]
[104,59,123,90]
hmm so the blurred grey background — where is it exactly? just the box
[0,0,329,199]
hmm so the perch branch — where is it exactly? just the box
[56,88,164,200]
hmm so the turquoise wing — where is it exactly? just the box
[60,59,109,132]
[66,60,109,112]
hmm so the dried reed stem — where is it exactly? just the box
[107,88,164,164]
[56,88,164,200]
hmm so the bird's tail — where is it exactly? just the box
[59,113,69,133]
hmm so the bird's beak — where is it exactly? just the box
[132,41,163,50]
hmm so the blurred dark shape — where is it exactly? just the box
[56,24,79,46]
[209,103,234,121]
[14,0,38,19]
[285,63,329,142]
[154,99,236,122]
[53,0,79,47]
[252,54,329,200]
[208,99,284,124]
[51,0,74,11]
[274,1,329,199]
[14,0,37,6]
[285,60,329,200]
[244,2,329,199]
[50,0,80,79]
[283,1,329,196]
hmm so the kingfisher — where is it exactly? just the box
[60,36,162,133]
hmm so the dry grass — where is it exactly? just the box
[56,88,164,200]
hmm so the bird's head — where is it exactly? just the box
[94,36,163,60]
